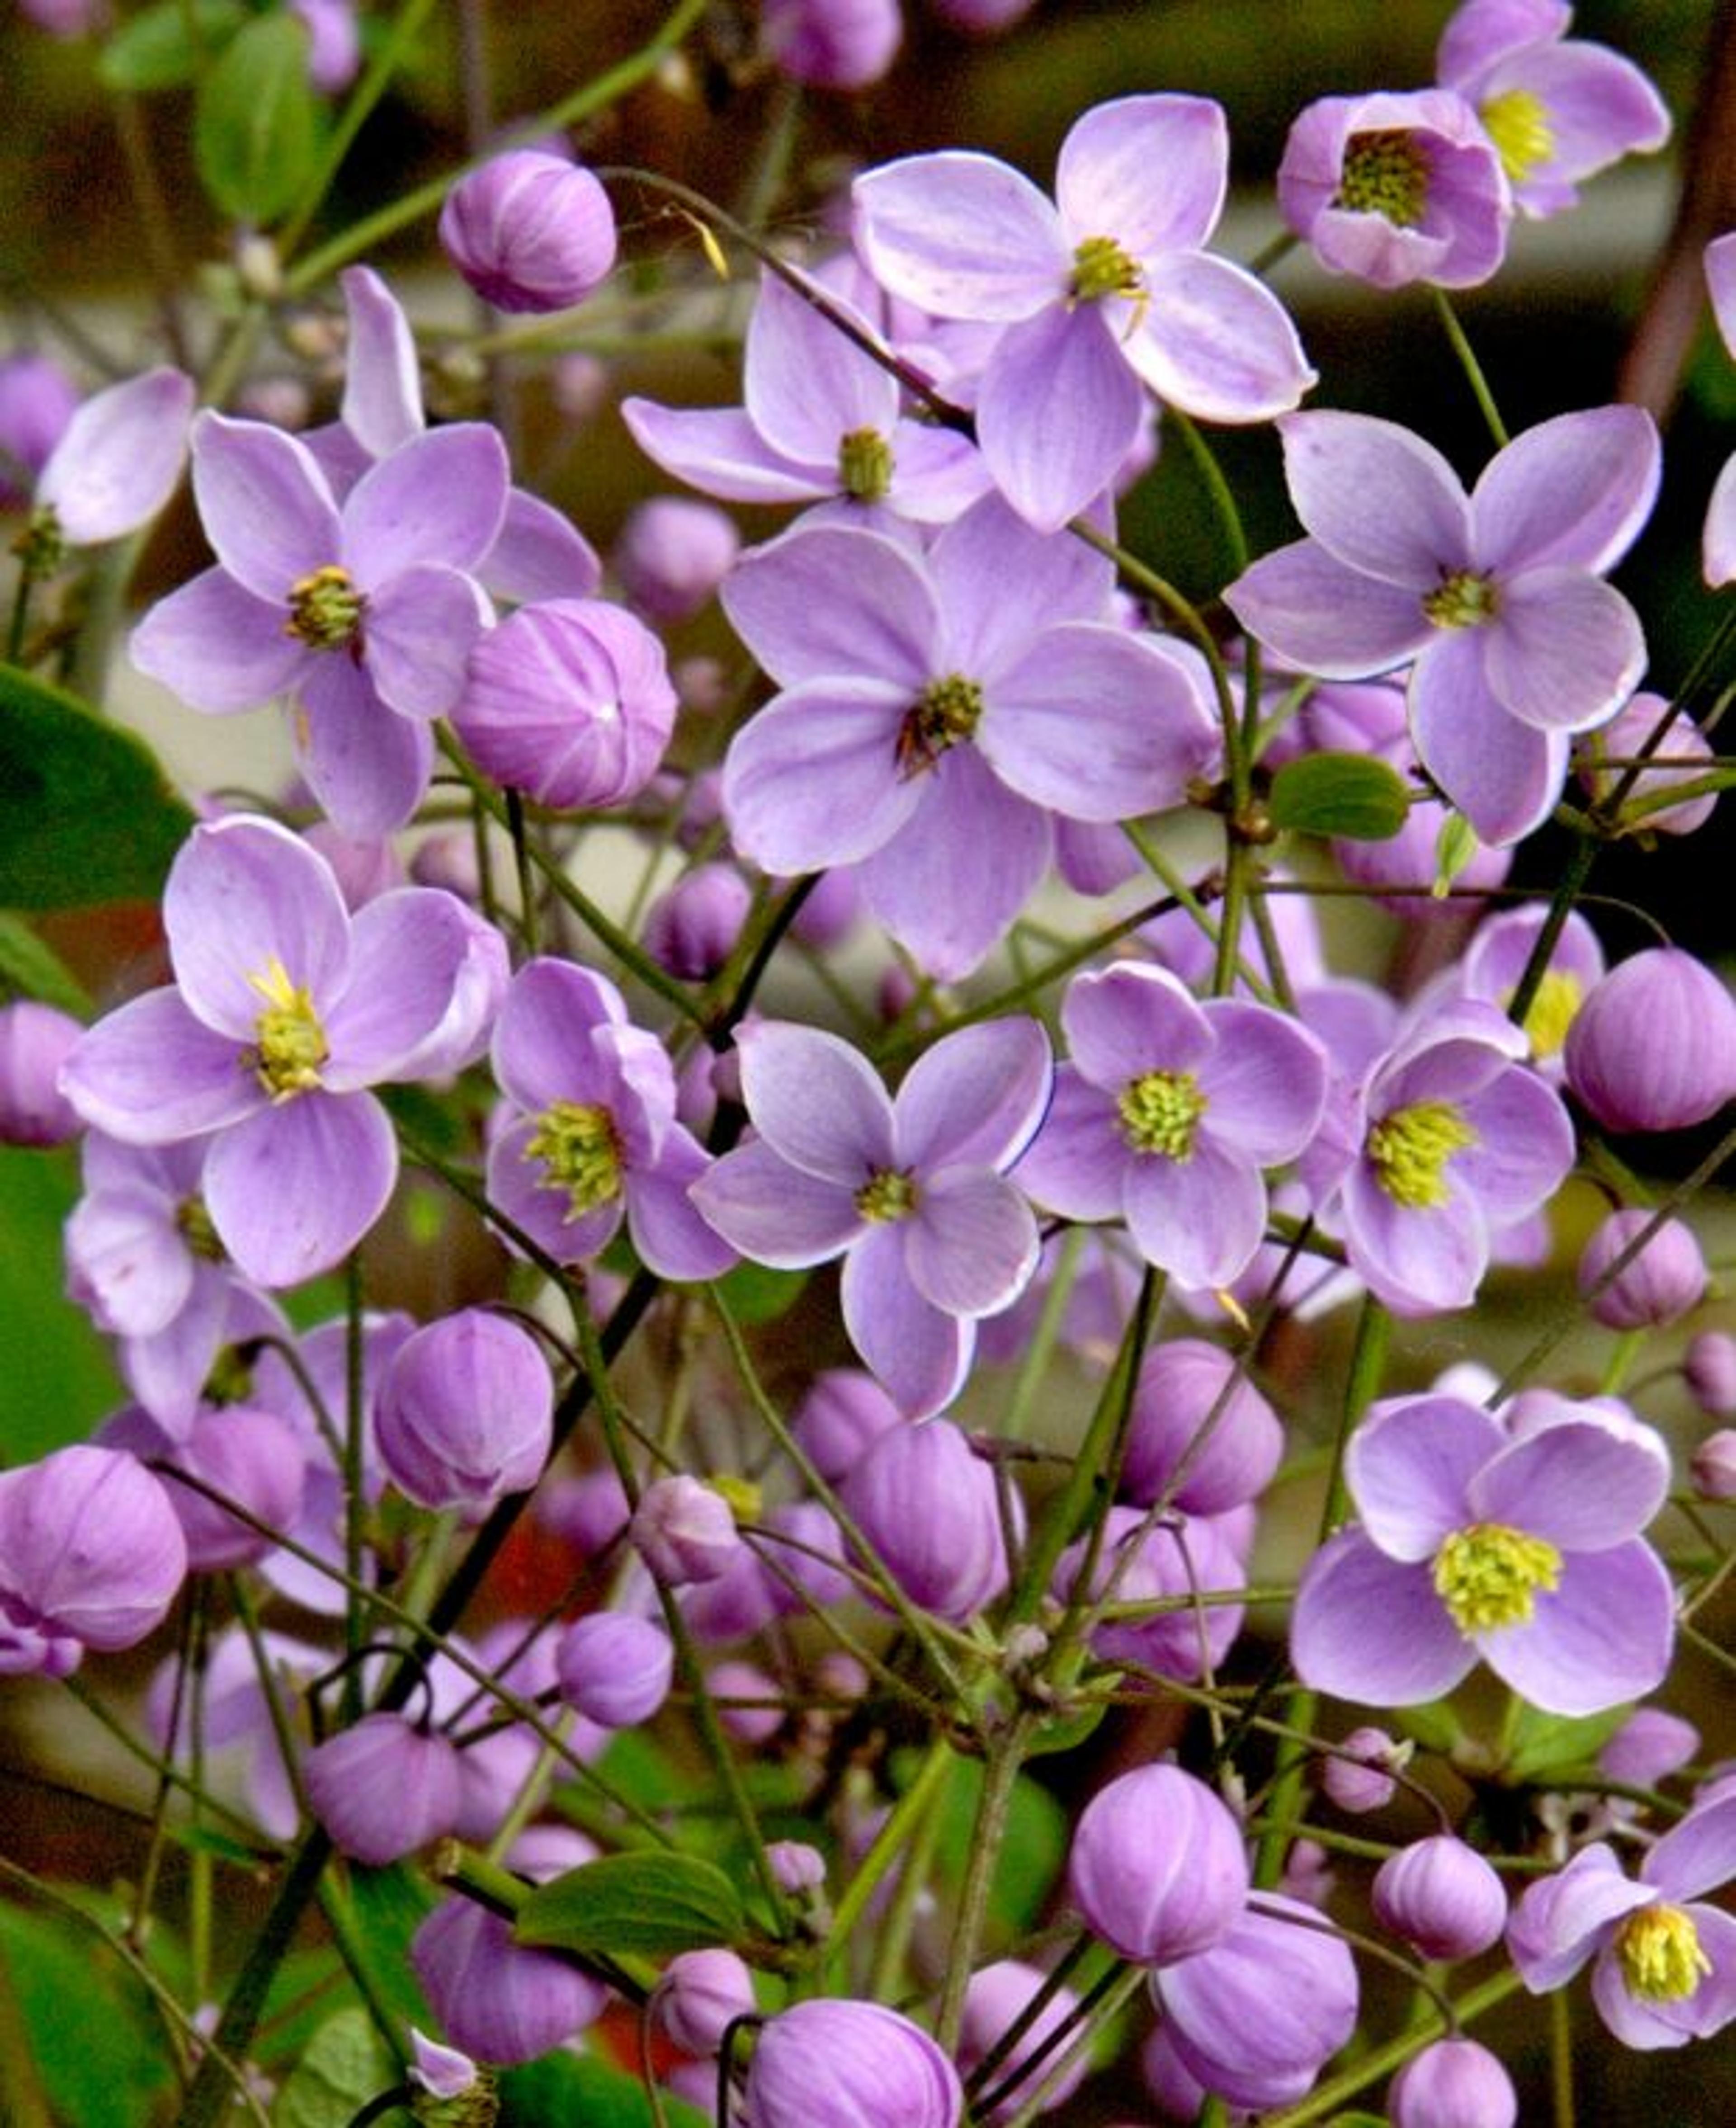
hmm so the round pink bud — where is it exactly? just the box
[1068,1763,1249,1965]
[0,1000,82,1146]
[1685,1331,1736,1416]
[653,1947,756,2057]
[793,1369,902,1483]
[1322,1726,1404,1813]
[759,0,903,92]
[644,864,753,981]
[1691,1427,1736,1501]
[928,0,1038,33]
[411,1893,607,2066]
[1577,1209,1707,1329]
[1371,1835,1506,1962]
[1121,1339,1283,1515]
[767,1840,826,1896]
[958,1959,1086,2123]
[631,1475,740,1586]
[742,1999,962,2128]
[453,598,678,811]
[438,150,617,313]
[1580,694,1717,837]
[377,1310,553,1519]
[613,497,741,624]
[303,1713,463,1865]
[1565,948,1736,1133]
[554,1610,673,1728]
[1389,2037,1517,2128]
[841,1419,1010,1623]
[156,1405,306,1571]
[1599,1706,1699,1787]
[708,1656,783,1744]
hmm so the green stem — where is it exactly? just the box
[826,1736,952,1960]
[935,1716,1035,2052]
[1431,288,1509,449]
[1505,833,1597,1029]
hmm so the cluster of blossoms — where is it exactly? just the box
[4,0,1736,2123]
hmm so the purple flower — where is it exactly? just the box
[1120,1337,1283,1514]
[61,816,490,1287]
[622,270,989,527]
[1371,1835,1507,1960]
[1508,1789,1736,2048]
[742,1999,962,2128]
[302,1712,463,1866]
[1322,1726,1406,1814]
[853,95,1314,529]
[690,1016,1051,1415]
[0,1445,186,1676]
[1312,999,1575,1316]
[1013,963,1328,1293]
[1277,90,1512,289]
[439,151,617,314]
[761,0,902,90]
[34,366,193,546]
[840,1417,1012,1619]
[613,496,741,620]
[413,1855,608,2065]
[1054,1503,1247,1682]
[1068,1763,1249,1963]
[130,411,508,834]
[958,1960,1087,2123]
[1292,1391,1675,1716]
[486,957,735,1283]
[631,1474,742,1587]
[103,1401,306,1573]
[555,1610,674,1728]
[1436,0,1670,217]
[1564,947,1736,1133]
[1578,1209,1706,1330]
[1458,903,1604,1079]
[0,1000,82,1145]
[719,499,1216,977]
[376,1309,554,1518]
[0,352,77,506]
[1389,2037,1517,2128]
[1225,406,1659,844]
[652,1948,756,2058]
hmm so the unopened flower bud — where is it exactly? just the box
[793,1369,902,1482]
[1372,1835,1506,1961]
[1068,1763,1249,1963]
[631,1475,740,1585]
[768,1839,827,1897]
[1577,1209,1707,1329]
[1322,1726,1406,1813]
[377,1311,553,1519]
[613,497,740,624]
[1685,1332,1736,1417]
[1389,2037,1517,2128]
[708,1656,783,1743]
[759,0,903,92]
[303,1714,462,1865]
[644,863,753,981]
[554,1610,673,1728]
[439,151,617,314]
[1121,1339,1283,1514]
[1565,948,1736,1133]
[1692,1427,1736,1501]
[1599,1707,1699,1787]
[0,1000,82,1145]
[958,1959,1086,2122]
[653,1947,756,2057]
[742,1999,962,2128]
[841,1419,1010,1622]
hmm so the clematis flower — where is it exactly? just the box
[1277,89,1511,289]
[1292,1391,1675,1716]
[720,499,1217,977]
[1013,962,1328,1293]
[130,410,509,835]
[853,93,1315,529]
[1436,0,1670,218]
[486,956,736,1283]
[1225,406,1659,844]
[1507,1789,1736,2048]
[60,816,489,1287]
[690,1016,1052,1415]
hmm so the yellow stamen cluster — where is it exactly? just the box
[1422,569,1501,630]
[1480,88,1555,186]
[247,958,329,1099]
[525,1100,623,1221]
[1366,1099,1478,1210]
[895,673,984,779]
[284,563,366,651]
[839,426,895,504]
[1069,234,1144,306]
[1335,129,1433,227]
[1514,969,1583,1062]
[1432,1520,1562,1634]
[1616,1904,1712,2004]
[856,1168,918,1222]
[1118,1069,1208,1161]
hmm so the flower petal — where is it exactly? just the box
[735,1021,895,1182]
[339,266,424,458]
[344,424,508,582]
[1063,962,1212,1091]
[1010,1068,1126,1221]
[841,1223,972,1418]
[1472,406,1660,576]
[1481,1540,1674,1716]
[904,1169,1040,1316]
[39,368,193,545]
[324,888,479,1087]
[1056,94,1227,256]
[745,270,898,465]
[1274,411,1471,586]
[191,412,340,600]
[205,1091,396,1286]
[621,399,825,505]
[853,152,1066,321]
[1197,1001,1328,1165]
[364,563,490,719]
[687,1138,863,1267]
[895,1017,1053,1172]
[1129,251,1315,424]
[624,1126,738,1282]
[722,522,939,689]
[1121,1134,1269,1288]
[130,568,307,713]
[60,990,259,1144]
[976,304,1143,533]
[294,656,434,838]
[165,816,351,1040]
[722,679,921,874]
[1225,539,1433,676]
[1483,568,1646,732]
[1346,1394,1503,1560]
[1408,632,1570,845]
[1291,1525,1477,1706]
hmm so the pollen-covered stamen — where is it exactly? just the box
[1118,1069,1208,1160]
[856,1167,917,1222]
[525,1100,623,1221]
[839,426,895,504]
[247,957,329,1099]
[284,563,366,651]
[1423,569,1500,629]
[1432,1520,1562,1634]
[1510,970,1582,1062]
[1616,1904,1712,2003]
[1069,233,1145,306]
[1480,87,1555,186]
[1335,129,1433,227]
[895,672,984,779]
[1367,1098,1478,1208]
[175,1194,225,1262]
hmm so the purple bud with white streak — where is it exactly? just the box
[439,151,617,313]
[1372,1835,1506,1960]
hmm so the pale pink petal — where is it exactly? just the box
[1225,539,1433,676]
[205,1091,397,1286]
[165,816,351,1040]
[1056,94,1227,256]
[339,266,424,458]
[1274,411,1470,586]
[1009,1068,1126,1221]
[687,1139,863,1266]
[1483,569,1646,732]
[722,679,920,873]
[722,522,939,688]
[191,412,340,600]
[1481,1542,1673,1715]
[1471,406,1659,575]
[904,1170,1039,1316]
[976,304,1144,532]
[621,399,825,505]
[1129,251,1315,424]
[841,1223,973,1417]
[895,1017,1053,1172]
[364,563,491,719]
[343,424,508,582]
[294,657,434,837]
[60,990,260,1144]
[735,1020,896,1181]
[745,271,897,465]
[1345,1395,1501,1560]
[130,568,307,712]
[1409,631,1569,845]
[1291,1526,1477,1706]
[852,152,1066,321]
[1121,1135,1269,1288]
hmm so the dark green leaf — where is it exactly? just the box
[0,664,193,908]
[1268,751,1410,841]
[340,1864,436,2034]
[0,1898,175,2128]
[193,13,320,225]
[97,0,246,91]
[0,1146,126,1458]
[499,2053,708,2128]
[516,1851,746,1959]
[0,912,91,1015]
[270,2007,401,2128]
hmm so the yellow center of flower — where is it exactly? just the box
[1432,1521,1562,1633]
[175,1194,225,1262]
[1423,570,1501,629]
[1512,969,1583,1061]
[710,1472,763,1522]
[1616,1904,1712,2003]
[1335,130,1433,227]
[895,673,984,779]
[1366,1099,1478,1209]
[525,1100,623,1220]
[855,1168,917,1222]
[247,958,329,1099]
[1118,1069,1208,1160]
[839,426,895,503]
[284,563,366,651]
[1480,87,1556,186]
[1069,233,1145,306]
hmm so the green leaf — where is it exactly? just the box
[0,665,193,909]
[0,1146,126,1458]
[708,1257,809,1325]
[271,2008,401,2128]
[516,1851,747,1959]
[499,2053,708,2128]
[194,13,320,225]
[1504,1703,1629,1784]
[97,0,246,91]
[340,1864,436,2034]
[0,1898,175,2128]
[0,912,91,1015]
[1268,751,1410,841]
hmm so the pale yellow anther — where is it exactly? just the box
[1432,1520,1562,1634]
[1367,1099,1478,1210]
[1118,1069,1208,1161]
[526,1099,623,1221]
[1616,1904,1711,2004]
